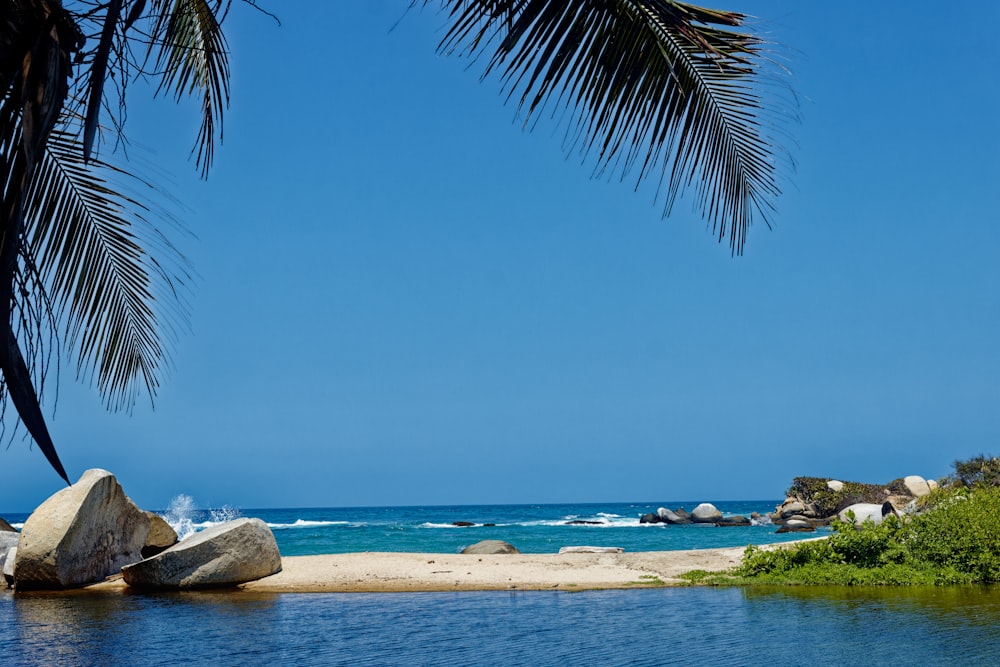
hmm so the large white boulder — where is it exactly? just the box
[121,518,281,589]
[837,503,887,526]
[827,480,844,492]
[14,469,149,590]
[690,503,723,523]
[903,475,932,498]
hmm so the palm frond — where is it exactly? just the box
[146,0,231,177]
[23,129,191,411]
[430,0,793,254]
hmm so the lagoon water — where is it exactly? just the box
[5,500,1000,665]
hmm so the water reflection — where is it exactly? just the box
[4,586,1000,666]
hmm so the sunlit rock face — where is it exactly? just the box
[15,469,150,590]
[122,518,281,589]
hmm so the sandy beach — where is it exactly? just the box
[71,545,755,594]
[235,547,749,593]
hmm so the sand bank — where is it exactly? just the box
[72,542,812,594]
[237,546,751,593]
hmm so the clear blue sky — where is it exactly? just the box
[3,2,999,513]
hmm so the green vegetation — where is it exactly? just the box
[722,463,1000,586]
[685,457,1000,587]
[785,476,901,517]
[948,454,1000,488]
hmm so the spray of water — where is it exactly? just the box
[164,494,197,540]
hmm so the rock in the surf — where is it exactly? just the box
[714,515,751,527]
[639,513,660,524]
[0,517,15,532]
[657,507,692,524]
[122,518,281,589]
[690,503,723,523]
[776,518,815,533]
[461,540,520,555]
[14,469,149,590]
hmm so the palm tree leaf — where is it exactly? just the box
[22,129,190,411]
[430,0,793,254]
[146,0,231,177]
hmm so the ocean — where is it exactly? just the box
[2,497,825,556]
[5,499,1000,665]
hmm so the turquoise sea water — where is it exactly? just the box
[3,499,824,556]
[6,500,1000,665]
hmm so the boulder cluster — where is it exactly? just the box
[770,474,939,533]
[639,503,753,527]
[1,469,281,591]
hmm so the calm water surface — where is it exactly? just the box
[5,585,1000,666]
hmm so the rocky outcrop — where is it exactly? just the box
[690,503,722,523]
[14,469,149,590]
[0,517,15,532]
[461,540,519,555]
[773,474,940,529]
[121,518,280,589]
[657,507,692,524]
[142,512,178,558]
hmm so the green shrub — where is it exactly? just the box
[906,486,1000,583]
[949,454,1000,488]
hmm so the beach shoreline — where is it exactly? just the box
[68,544,779,594]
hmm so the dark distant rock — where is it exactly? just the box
[657,507,692,524]
[565,519,604,525]
[639,513,660,524]
[776,519,816,534]
[452,521,475,527]
[714,515,751,527]
[0,517,15,532]
[461,540,519,555]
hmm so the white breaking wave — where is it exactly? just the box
[268,519,350,530]
[163,495,243,541]
[164,494,198,540]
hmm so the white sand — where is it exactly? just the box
[237,546,752,593]
[74,542,814,594]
